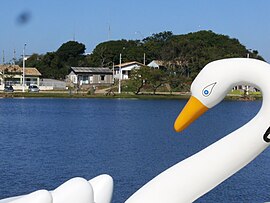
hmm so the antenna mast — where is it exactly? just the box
[13,49,16,65]
[108,24,111,41]
[2,50,5,64]
[73,23,76,41]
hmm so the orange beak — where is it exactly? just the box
[174,96,209,132]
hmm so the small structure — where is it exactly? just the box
[0,65,41,87]
[114,61,144,80]
[147,60,167,70]
[148,60,191,72]
[67,67,113,86]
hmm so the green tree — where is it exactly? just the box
[147,69,166,94]
[56,41,85,60]
[127,66,168,94]
[161,30,264,79]
[166,74,191,93]
[89,40,145,67]
[126,66,152,94]
[22,41,88,79]
[143,31,173,63]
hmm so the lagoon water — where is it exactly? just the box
[0,98,269,202]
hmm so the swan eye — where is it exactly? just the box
[202,82,217,97]
[263,127,270,143]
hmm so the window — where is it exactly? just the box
[100,75,105,81]
[82,75,89,84]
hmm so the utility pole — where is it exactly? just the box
[143,53,146,65]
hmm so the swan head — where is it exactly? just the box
[174,59,233,132]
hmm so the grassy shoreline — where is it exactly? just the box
[0,92,190,100]
[0,91,262,100]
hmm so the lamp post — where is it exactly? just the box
[118,53,122,94]
[22,43,26,92]
[112,62,115,83]
[118,47,126,94]
[245,49,252,95]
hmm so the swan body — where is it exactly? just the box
[51,177,94,203]
[0,174,113,203]
[89,174,114,203]
[126,58,270,202]
[9,190,52,203]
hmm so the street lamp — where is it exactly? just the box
[118,53,122,94]
[245,49,252,95]
[112,62,115,83]
[118,47,126,94]
[22,43,26,92]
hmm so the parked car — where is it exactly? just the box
[4,85,14,92]
[28,85,40,92]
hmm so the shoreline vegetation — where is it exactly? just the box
[0,90,262,101]
[7,31,264,102]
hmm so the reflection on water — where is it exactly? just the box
[0,98,268,202]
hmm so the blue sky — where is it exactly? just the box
[1,0,270,63]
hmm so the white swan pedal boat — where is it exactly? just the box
[2,58,270,202]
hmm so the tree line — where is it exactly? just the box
[20,30,264,84]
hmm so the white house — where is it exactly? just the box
[148,60,166,69]
[147,60,170,71]
[114,61,144,80]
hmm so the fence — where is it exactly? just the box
[40,79,67,90]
